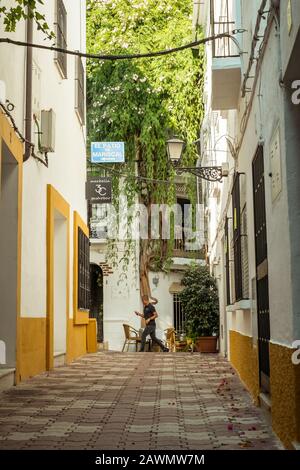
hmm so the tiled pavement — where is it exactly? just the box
[0,352,281,450]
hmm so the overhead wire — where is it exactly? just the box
[0,30,244,61]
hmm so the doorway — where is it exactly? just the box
[53,211,68,357]
[90,264,103,342]
[0,142,19,369]
[252,145,270,393]
[46,185,70,370]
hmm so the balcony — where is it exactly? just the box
[173,238,205,260]
[171,238,206,271]
[89,204,108,243]
[210,0,242,110]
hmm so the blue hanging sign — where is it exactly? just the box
[91,142,125,163]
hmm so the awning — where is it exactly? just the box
[169,282,184,294]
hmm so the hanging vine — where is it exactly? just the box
[87,0,205,297]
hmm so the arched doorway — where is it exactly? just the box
[89,264,103,342]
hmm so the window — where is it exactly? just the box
[54,0,67,78]
[241,204,249,299]
[78,227,90,310]
[232,173,243,301]
[224,217,231,306]
[173,293,185,335]
[231,173,250,302]
[75,56,85,125]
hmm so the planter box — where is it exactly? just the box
[195,336,218,353]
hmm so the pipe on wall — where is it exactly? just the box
[24,14,33,162]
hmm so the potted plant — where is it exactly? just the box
[179,265,219,353]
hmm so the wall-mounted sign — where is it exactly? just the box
[87,176,112,203]
[91,142,125,163]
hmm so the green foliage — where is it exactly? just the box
[180,265,219,337]
[87,0,204,273]
[0,0,55,39]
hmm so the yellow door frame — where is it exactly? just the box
[0,109,23,383]
[46,185,70,370]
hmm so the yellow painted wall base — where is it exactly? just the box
[67,319,87,362]
[20,318,46,381]
[229,330,260,403]
[19,317,89,380]
[87,319,98,353]
[270,342,300,448]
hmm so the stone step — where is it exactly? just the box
[0,368,15,392]
[291,441,300,451]
[54,352,66,368]
[259,392,272,427]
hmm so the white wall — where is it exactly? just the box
[91,241,140,351]
[150,271,184,333]
[204,2,295,351]
[0,1,87,320]
[91,242,185,351]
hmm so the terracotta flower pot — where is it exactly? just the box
[195,336,218,353]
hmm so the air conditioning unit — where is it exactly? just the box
[41,109,55,152]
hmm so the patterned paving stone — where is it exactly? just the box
[0,352,282,450]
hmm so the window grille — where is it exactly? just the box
[232,173,244,301]
[241,204,249,299]
[54,0,67,78]
[75,56,85,125]
[224,217,231,306]
[78,228,90,310]
[173,293,185,335]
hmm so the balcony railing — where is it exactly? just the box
[211,0,239,58]
[89,224,108,240]
[173,238,205,259]
[89,204,108,240]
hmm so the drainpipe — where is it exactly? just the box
[24,14,33,162]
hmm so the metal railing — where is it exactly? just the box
[173,237,206,259]
[173,293,185,336]
[211,0,239,58]
[89,204,108,240]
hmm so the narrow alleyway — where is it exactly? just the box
[0,353,281,450]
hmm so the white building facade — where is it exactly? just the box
[89,178,205,352]
[196,0,300,448]
[0,0,95,388]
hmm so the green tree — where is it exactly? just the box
[180,265,219,338]
[0,0,54,39]
[87,0,204,296]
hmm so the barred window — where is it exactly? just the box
[75,56,85,125]
[241,204,249,299]
[230,173,250,302]
[78,228,90,310]
[54,0,67,78]
[173,293,185,335]
[232,173,243,301]
[224,217,231,306]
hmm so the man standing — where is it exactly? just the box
[135,295,169,352]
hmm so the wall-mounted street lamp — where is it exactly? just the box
[166,137,229,182]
